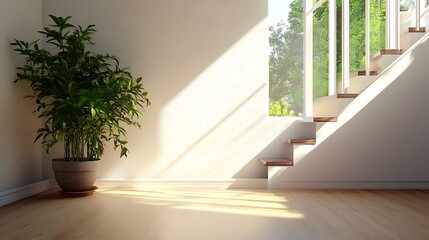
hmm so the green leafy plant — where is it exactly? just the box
[12,15,150,161]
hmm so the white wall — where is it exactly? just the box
[42,0,303,180]
[0,0,43,192]
[3,0,426,188]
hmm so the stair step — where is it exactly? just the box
[337,93,358,98]
[313,117,337,122]
[409,27,425,33]
[358,71,377,76]
[380,49,403,55]
[259,158,293,167]
[288,139,316,145]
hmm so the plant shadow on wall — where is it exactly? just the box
[11,15,150,194]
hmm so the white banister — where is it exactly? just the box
[395,0,400,49]
[329,0,336,95]
[419,0,426,28]
[303,0,313,117]
[365,0,371,76]
[386,0,390,48]
[416,0,421,30]
[386,0,400,49]
[342,0,350,93]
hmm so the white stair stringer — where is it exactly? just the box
[265,31,429,189]
[284,31,429,185]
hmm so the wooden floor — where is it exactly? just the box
[0,189,429,240]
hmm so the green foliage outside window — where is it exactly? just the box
[269,0,386,116]
[269,98,303,116]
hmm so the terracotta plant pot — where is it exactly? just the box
[52,158,100,192]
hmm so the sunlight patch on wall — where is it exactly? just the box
[145,19,291,178]
[147,18,298,178]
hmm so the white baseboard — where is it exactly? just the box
[279,180,429,189]
[3,179,426,207]
[49,178,268,190]
[42,179,429,195]
[0,180,51,207]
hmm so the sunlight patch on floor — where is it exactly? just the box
[98,189,304,219]
[174,204,304,219]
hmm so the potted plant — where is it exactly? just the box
[11,15,150,194]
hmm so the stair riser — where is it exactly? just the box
[267,166,288,189]
[292,144,315,163]
[316,122,330,139]
[401,32,426,49]
[371,55,399,73]
[314,96,354,117]
[348,76,377,93]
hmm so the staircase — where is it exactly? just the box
[260,26,429,188]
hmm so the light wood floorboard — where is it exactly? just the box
[0,189,428,240]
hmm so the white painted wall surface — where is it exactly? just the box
[0,0,43,192]
[2,0,427,188]
[42,0,303,180]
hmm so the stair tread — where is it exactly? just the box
[259,158,293,167]
[409,27,425,32]
[313,117,337,122]
[288,138,316,144]
[380,49,403,55]
[358,71,377,76]
[337,93,359,98]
